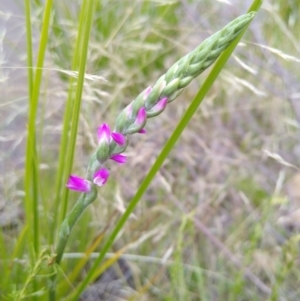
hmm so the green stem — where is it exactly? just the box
[49,188,97,301]
[55,188,98,264]
[68,2,262,299]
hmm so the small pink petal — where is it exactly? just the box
[97,123,111,144]
[66,175,91,192]
[93,168,110,186]
[111,132,126,145]
[125,103,132,118]
[138,128,146,134]
[143,86,152,99]
[136,107,146,126]
[110,154,127,164]
[154,97,168,112]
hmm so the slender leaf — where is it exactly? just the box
[24,0,53,256]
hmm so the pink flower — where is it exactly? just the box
[147,97,168,117]
[135,107,146,127]
[111,132,126,145]
[143,86,152,100]
[125,103,133,118]
[126,106,147,134]
[66,175,92,193]
[110,154,127,164]
[97,123,125,146]
[97,123,111,145]
[66,168,110,192]
[93,168,110,186]
[153,97,168,112]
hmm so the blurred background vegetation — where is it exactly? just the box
[1,0,300,300]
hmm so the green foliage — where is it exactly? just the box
[236,177,268,207]
[3,0,300,300]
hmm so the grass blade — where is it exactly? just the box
[51,0,90,243]
[55,0,96,232]
[24,0,53,256]
[48,0,96,299]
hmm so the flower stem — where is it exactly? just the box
[49,188,97,301]
[55,187,98,264]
